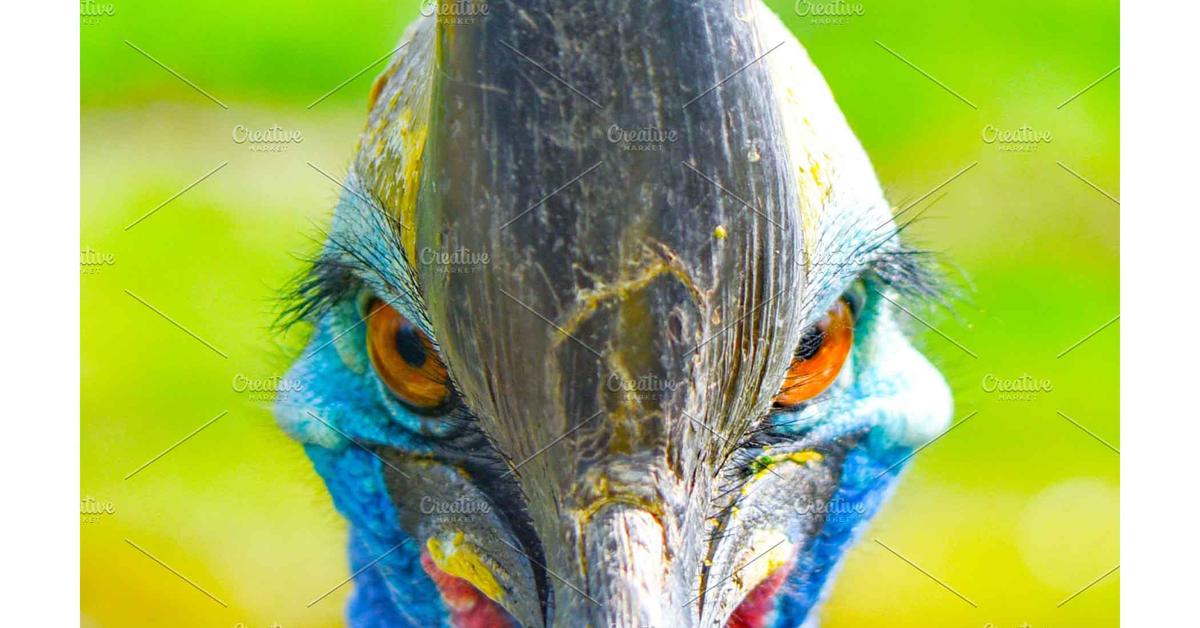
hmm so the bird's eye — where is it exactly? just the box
[365,298,452,412]
[773,298,855,407]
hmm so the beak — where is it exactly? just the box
[580,504,686,627]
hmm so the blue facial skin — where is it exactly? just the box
[767,279,953,626]
[276,191,953,627]
[281,316,447,625]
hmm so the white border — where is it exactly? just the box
[1123,3,1200,625]
[3,1,1192,625]
[0,3,80,624]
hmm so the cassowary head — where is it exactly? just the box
[277,2,951,626]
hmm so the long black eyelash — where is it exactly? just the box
[277,201,422,331]
[847,202,959,308]
[276,251,360,331]
[744,395,837,448]
[868,245,946,303]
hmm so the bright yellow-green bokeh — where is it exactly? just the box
[82,1,1118,626]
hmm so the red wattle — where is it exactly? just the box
[420,551,515,628]
[726,562,792,628]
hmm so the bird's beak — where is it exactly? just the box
[412,2,808,625]
[579,504,682,626]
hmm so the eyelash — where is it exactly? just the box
[278,210,423,331]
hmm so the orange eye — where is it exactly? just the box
[774,298,854,407]
[365,298,452,411]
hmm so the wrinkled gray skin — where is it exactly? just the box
[419,3,804,626]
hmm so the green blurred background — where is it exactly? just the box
[81,1,1119,626]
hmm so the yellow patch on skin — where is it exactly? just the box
[426,532,505,603]
[571,471,666,526]
[751,450,824,482]
[733,529,795,592]
[795,159,832,267]
[367,72,389,112]
[554,249,702,342]
[396,107,427,262]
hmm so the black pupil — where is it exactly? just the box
[795,325,827,362]
[393,325,427,367]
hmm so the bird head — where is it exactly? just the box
[277,2,951,627]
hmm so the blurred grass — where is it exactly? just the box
[82,1,1118,626]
